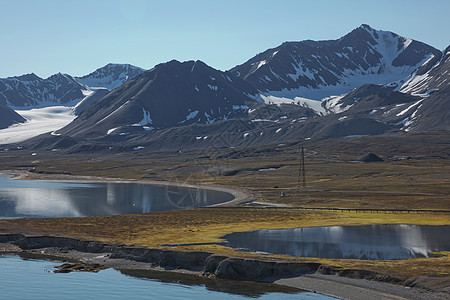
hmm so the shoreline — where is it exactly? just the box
[0,233,447,300]
[2,169,254,207]
[0,170,449,299]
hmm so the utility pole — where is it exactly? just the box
[297,147,306,189]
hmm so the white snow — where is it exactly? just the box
[275,128,282,133]
[133,107,152,126]
[107,127,119,135]
[207,84,218,91]
[194,85,200,92]
[256,60,267,71]
[243,133,250,138]
[0,106,76,145]
[133,146,145,150]
[260,94,325,115]
[251,119,275,123]
[396,99,424,117]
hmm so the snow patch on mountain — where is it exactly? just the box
[260,94,325,115]
[134,107,153,126]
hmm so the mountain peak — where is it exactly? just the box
[75,63,146,91]
[11,73,42,81]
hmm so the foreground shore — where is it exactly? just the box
[0,233,448,300]
[0,144,449,299]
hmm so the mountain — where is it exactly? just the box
[0,102,26,129]
[231,24,441,103]
[56,60,259,138]
[75,63,145,91]
[399,45,450,95]
[0,64,145,108]
[0,73,85,108]
[5,26,449,152]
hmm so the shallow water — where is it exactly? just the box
[0,175,234,218]
[0,254,337,299]
[223,225,450,260]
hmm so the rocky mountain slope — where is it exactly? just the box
[0,103,26,129]
[56,60,261,138]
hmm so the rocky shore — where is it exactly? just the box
[1,233,448,299]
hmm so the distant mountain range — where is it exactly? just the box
[0,64,145,109]
[2,24,449,152]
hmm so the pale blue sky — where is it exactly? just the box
[1,0,449,78]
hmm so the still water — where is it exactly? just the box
[223,225,450,260]
[0,175,234,218]
[0,254,338,300]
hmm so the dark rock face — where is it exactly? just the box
[0,103,26,129]
[359,153,384,162]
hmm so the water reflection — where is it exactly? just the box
[223,225,450,260]
[0,175,234,218]
[0,255,335,300]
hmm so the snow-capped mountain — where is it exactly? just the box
[75,63,145,91]
[231,24,441,104]
[4,25,449,152]
[0,73,86,108]
[56,60,258,138]
[0,64,145,109]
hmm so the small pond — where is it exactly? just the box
[223,225,450,260]
[0,254,338,299]
[0,175,234,218]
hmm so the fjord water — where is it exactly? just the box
[0,255,336,300]
[224,225,450,260]
[0,175,234,218]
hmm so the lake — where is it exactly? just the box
[0,254,338,300]
[0,175,234,218]
[223,224,450,260]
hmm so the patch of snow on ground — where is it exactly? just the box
[107,127,119,135]
[396,99,424,117]
[259,94,325,115]
[134,107,152,126]
[0,106,76,145]
[251,119,275,123]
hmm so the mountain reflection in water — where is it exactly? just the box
[0,175,234,218]
[224,225,450,260]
